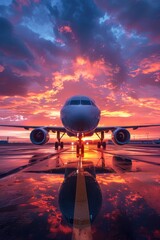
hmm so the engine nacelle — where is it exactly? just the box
[30,128,49,145]
[112,128,130,145]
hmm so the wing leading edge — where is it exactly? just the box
[95,124,160,133]
[0,125,66,132]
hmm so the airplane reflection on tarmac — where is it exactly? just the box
[0,145,160,240]
[112,156,132,173]
[26,150,135,238]
[59,161,102,226]
[27,154,104,239]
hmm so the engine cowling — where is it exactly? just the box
[30,128,49,145]
[112,128,130,145]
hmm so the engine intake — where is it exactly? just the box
[30,128,49,145]
[112,128,130,145]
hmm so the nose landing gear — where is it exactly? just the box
[76,134,84,157]
[76,144,84,156]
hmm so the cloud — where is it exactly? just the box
[46,0,127,81]
[0,115,27,122]
[0,0,159,135]
[0,17,33,59]
[95,0,160,40]
[101,110,133,118]
[0,65,5,72]
[0,69,29,96]
[130,55,160,76]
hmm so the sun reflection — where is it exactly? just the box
[125,193,142,203]
[97,174,126,185]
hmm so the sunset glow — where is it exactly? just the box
[0,0,160,141]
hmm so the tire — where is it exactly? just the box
[102,142,106,150]
[55,142,59,150]
[97,142,101,148]
[60,142,64,149]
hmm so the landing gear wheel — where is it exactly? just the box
[97,142,101,148]
[102,142,106,150]
[55,142,59,150]
[60,142,64,149]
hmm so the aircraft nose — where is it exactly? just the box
[71,115,90,131]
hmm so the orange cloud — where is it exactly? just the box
[74,56,116,78]
[0,65,5,72]
[101,110,133,117]
[130,55,160,77]
[59,25,72,33]
[126,97,160,111]
[97,175,126,185]
[142,62,160,74]
[51,57,118,92]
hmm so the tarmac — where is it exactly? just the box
[0,143,160,240]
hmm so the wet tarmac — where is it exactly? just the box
[0,143,160,240]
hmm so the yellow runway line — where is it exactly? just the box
[72,157,92,240]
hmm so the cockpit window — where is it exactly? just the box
[70,100,81,105]
[65,101,70,106]
[90,101,96,106]
[81,100,91,105]
[67,98,96,106]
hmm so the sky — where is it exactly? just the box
[0,0,160,141]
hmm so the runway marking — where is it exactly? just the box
[72,156,92,240]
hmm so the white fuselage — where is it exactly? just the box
[60,96,100,136]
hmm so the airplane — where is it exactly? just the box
[0,95,160,154]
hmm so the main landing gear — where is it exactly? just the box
[96,131,106,150]
[54,131,65,150]
[55,141,64,150]
[97,141,106,149]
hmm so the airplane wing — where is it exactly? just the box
[0,124,160,132]
[95,124,160,132]
[0,124,66,132]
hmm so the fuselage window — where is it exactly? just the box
[70,100,81,105]
[81,100,91,105]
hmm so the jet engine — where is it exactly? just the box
[30,128,49,145]
[112,128,130,145]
